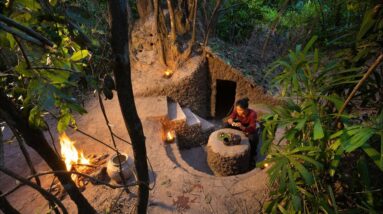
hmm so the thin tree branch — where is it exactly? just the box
[47,111,121,151]
[8,126,41,186]
[261,0,290,58]
[0,125,4,168]
[1,169,139,198]
[0,23,44,46]
[92,61,129,192]
[0,14,54,47]
[337,53,383,118]
[32,66,77,73]
[0,191,20,214]
[203,0,222,49]
[0,167,68,214]
[13,36,31,69]
[44,120,59,155]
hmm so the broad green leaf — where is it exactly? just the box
[362,144,383,171]
[277,204,288,214]
[40,70,70,84]
[327,186,338,214]
[321,94,344,111]
[343,128,374,152]
[28,107,47,129]
[295,118,307,130]
[288,146,319,155]
[70,50,89,61]
[15,62,34,77]
[357,8,375,41]
[313,119,324,140]
[292,194,302,211]
[303,35,318,54]
[291,154,323,169]
[289,158,314,185]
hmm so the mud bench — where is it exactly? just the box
[207,128,250,176]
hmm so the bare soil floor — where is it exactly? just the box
[0,93,270,214]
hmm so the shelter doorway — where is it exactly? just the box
[215,80,236,118]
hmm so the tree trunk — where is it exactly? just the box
[136,0,153,19]
[167,0,177,41]
[0,90,96,214]
[108,0,149,213]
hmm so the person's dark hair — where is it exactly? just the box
[235,98,249,109]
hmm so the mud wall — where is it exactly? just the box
[133,58,210,117]
[206,53,279,117]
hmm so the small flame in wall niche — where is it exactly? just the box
[163,69,173,78]
[164,130,176,143]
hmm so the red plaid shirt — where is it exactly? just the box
[229,108,257,134]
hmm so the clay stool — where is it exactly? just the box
[207,128,250,176]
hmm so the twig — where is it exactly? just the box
[32,66,77,73]
[91,62,129,193]
[0,14,54,47]
[1,169,140,198]
[47,111,119,152]
[72,163,98,168]
[44,120,59,155]
[335,53,383,124]
[203,0,222,50]
[0,190,19,214]
[13,36,31,69]
[261,0,290,58]
[8,126,41,186]
[0,23,44,46]
[0,167,68,214]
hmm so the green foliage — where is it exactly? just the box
[0,0,106,132]
[261,3,383,211]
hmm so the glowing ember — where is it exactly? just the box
[59,133,90,171]
[163,69,173,78]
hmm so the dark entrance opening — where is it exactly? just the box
[215,80,236,118]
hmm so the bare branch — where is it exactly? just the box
[8,126,41,186]
[0,191,19,214]
[0,23,44,46]
[0,167,68,214]
[13,36,32,69]
[337,53,383,119]
[0,14,54,47]
[203,0,222,49]
[47,111,122,152]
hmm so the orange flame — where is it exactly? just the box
[59,133,90,171]
[166,131,174,141]
[164,69,173,78]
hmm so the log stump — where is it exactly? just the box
[207,129,250,176]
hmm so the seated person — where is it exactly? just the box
[226,98,258,163]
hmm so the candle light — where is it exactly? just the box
[164,130,176,143]
[163,69,173,78]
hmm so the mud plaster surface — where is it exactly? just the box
[0,93,270,213]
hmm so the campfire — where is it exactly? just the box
[59,133,108,188]
[60,133,90,172]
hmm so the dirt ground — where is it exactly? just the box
[0,91,272,213]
